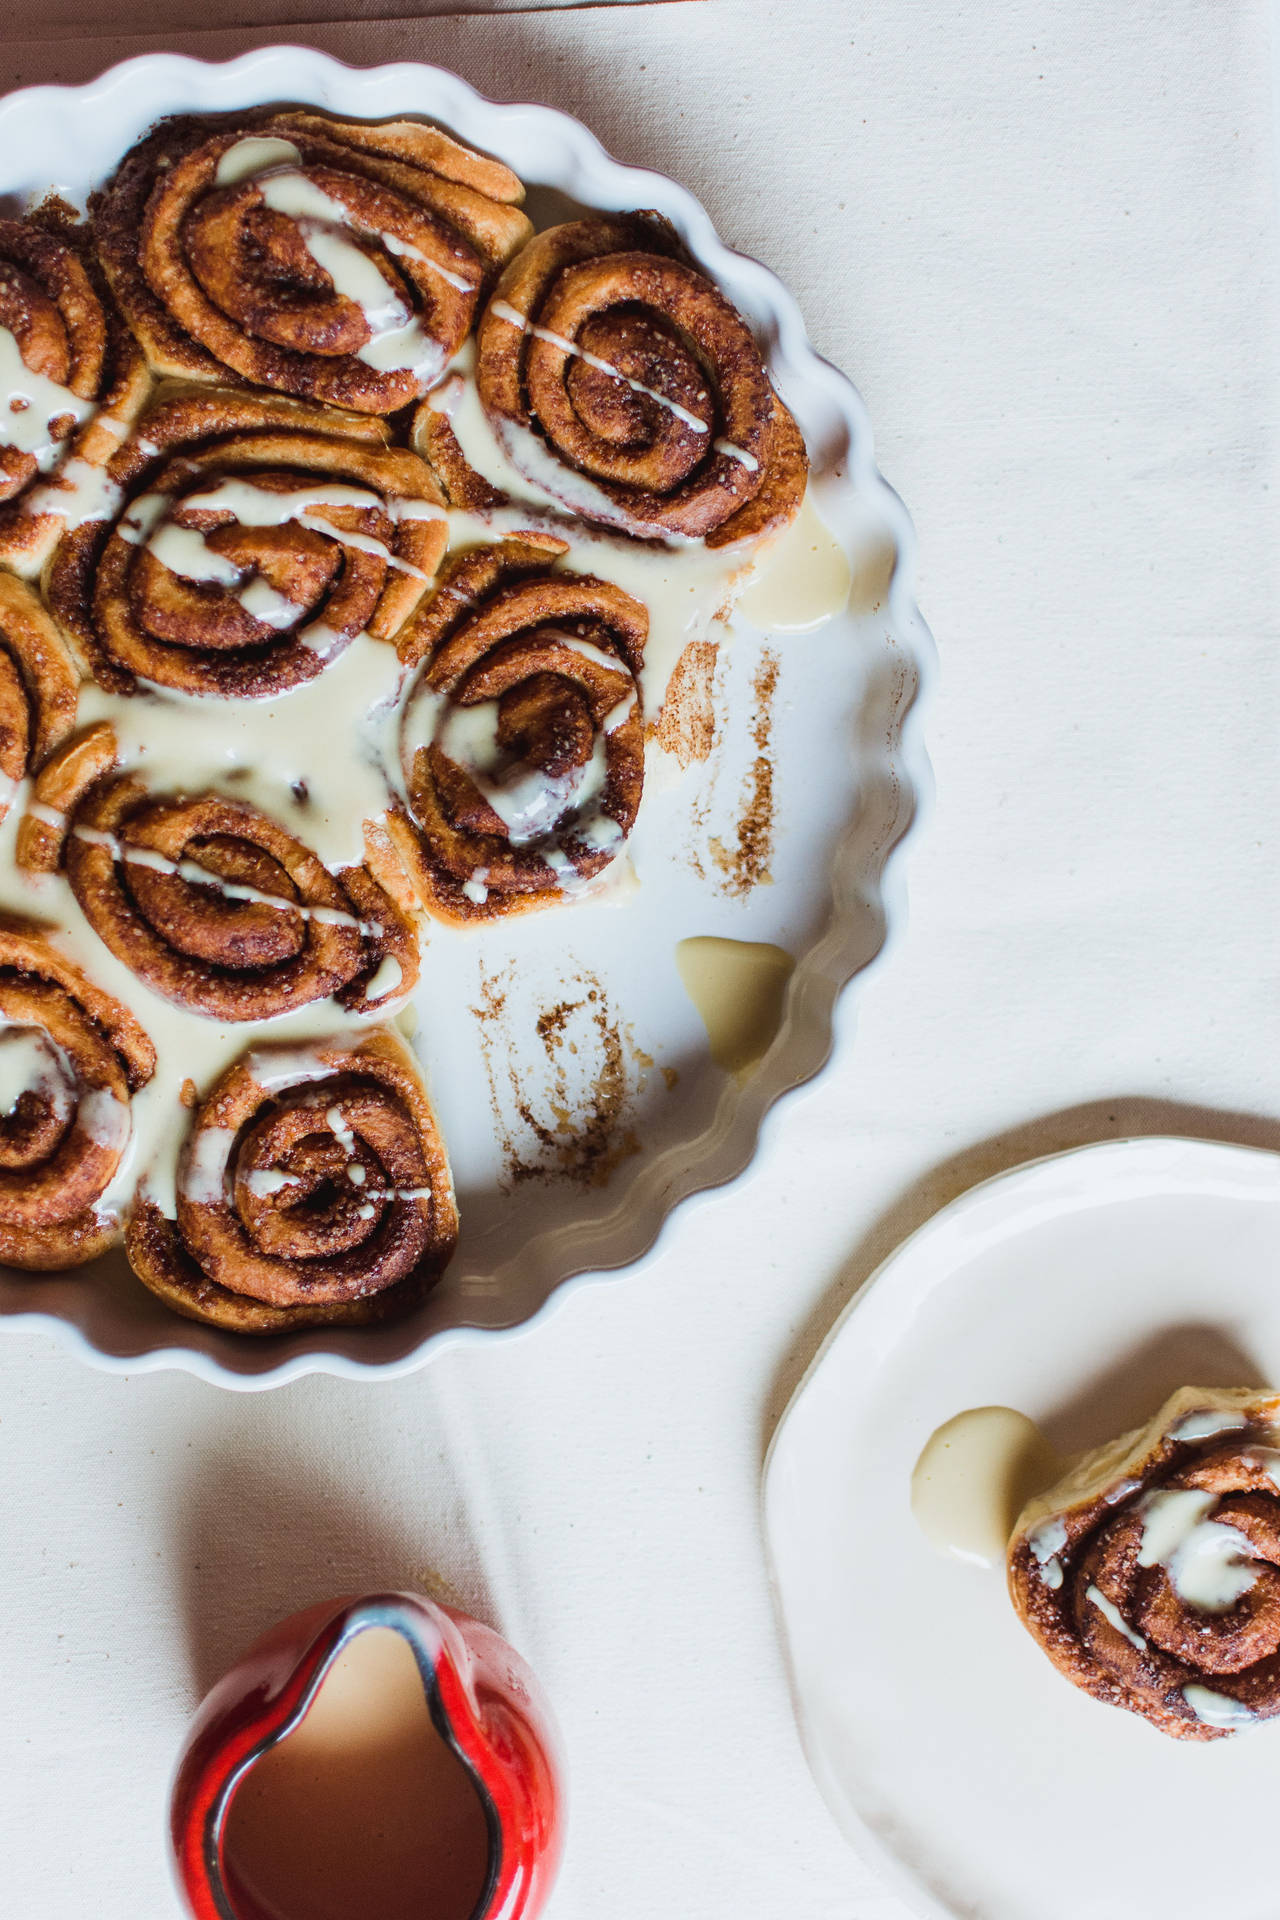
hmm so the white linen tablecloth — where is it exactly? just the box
[1,4,1276,1914]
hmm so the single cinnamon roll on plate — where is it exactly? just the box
[0,919,154,1269]
[46,385,446,699]
[126,1027,457,1333]
[1009,1385,1280,1740]
[95,111,532,415]
[390,540,647,922]
[475,215,808,545]
[0,213,150,577]
[21,725,417,1021]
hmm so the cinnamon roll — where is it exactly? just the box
[46,386,446,699]
[0,214,149,577]
[0,573,79,826]
[23,728,417,1021]
[0,920,154,1268]
[1009,1386,1280,1740]
[391,543,646,922]
[125,1028,456,1332]
[475,215,807,544]
[95,112,532,415]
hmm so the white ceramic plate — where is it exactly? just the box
[0,48,931,1388]
[764,1137,1280,1920]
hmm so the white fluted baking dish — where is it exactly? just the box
[0,47,933,1387]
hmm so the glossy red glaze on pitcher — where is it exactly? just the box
[171,1591,564,1920]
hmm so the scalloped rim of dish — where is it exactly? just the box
[0,45,936,1389]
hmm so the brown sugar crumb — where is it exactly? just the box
[472,961,648,1188]
[179,1078,198,1109]
[29,192,82,235]
[711,648,779,896]
[651,639,719,766]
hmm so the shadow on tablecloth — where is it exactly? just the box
[761,1092,1280,1463]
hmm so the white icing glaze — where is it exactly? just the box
[361,955,403,1000]
[1170,1409,1250,1442]
[492,417,636,535]
[1028,1515,1068,1590]
[0,326,95,468]
[1183,1684,1257,1730]
[712,436,759,473]
[0,1026,73,1118]
[77,1086,130,1150]
[75,630,403,871]
[243,1043,346,1092]
[400,665,618,885]
[130,477,442,597]
[147,521,247,586]
[489,298,714,436]
[22,457,122,530]
[380,229,475,295]
[1137,1490,1258,1611]
[735,490,853,631]
[181,1125,235,1205]
[1085,1583,1148,1651]
[68,826,380,937]
[910,1407,1064,1570]
[25,801,66,830]
[243,1167,297,1197]
[215,136,303,187]
[255,172,444,380]
[1247,1449,1280,1489]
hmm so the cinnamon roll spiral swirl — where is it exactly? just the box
[95,112,532,415]
[475,216,807,544]
[0,574,79,827]
[125,1028,457,1332]
[0,215,149,576]
[0,920,154,1268]
[23,728,417,1021]
[391,542,646,922]
[46,387,446,699]
[1009,1386,1280,1740]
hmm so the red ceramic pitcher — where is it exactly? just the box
[171,1590,564,1920]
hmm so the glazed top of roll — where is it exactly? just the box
[475,214,808,544]
[1009,1385,1280,1742]
[23,721,418,1024]
[94,112,533,415]
[46,386,447,699]
[395,540,647,916]
[125,1027,458,1333]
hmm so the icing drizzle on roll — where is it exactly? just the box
[389,539,647,923]
[94,111,533,415]
[125,1027,457,1333]
[20,724,418,1023]
[45,386,447,699]
[475,215,806,544]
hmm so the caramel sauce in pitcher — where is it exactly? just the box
[221,1627,492,1920]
